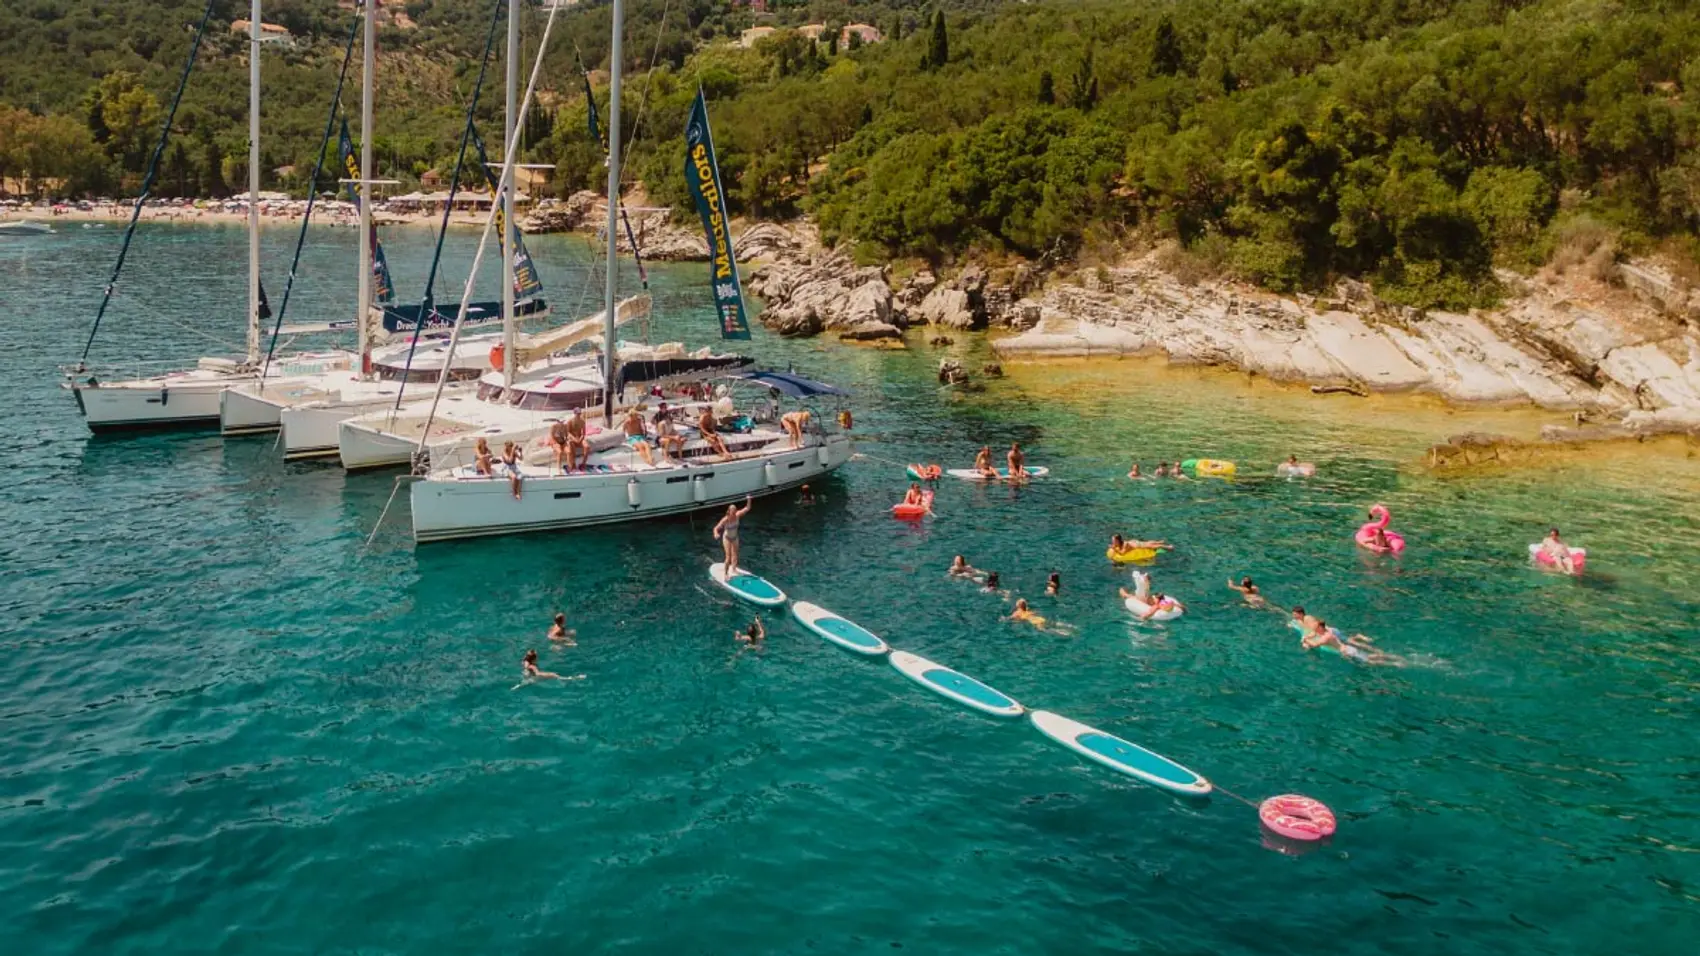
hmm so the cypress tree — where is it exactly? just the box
[1151,15,1183,76]
[1037,70,1055,105]
[928,11,948,69]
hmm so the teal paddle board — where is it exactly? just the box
[888,650,1024,718]
[790,602,889,656]
[709,563,787,607]
[1029,710,1213,797]
[945,466,1049,482]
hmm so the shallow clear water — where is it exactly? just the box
[2,223,1698,954]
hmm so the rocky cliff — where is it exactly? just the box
[522,208,1700,438]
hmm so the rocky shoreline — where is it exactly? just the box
[523,203,1700,446]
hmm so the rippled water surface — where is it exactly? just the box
[2,224,1698,954]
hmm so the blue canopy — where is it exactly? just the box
[729,369,850,398]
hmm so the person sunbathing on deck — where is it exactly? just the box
[622,409,656,467]
[699,406,730,459]
[474,437,495,477]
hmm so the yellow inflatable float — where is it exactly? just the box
[1183,458,1237,478]
[1106,546,1160,564]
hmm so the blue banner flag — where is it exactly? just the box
[468,127,544,301]
[683,90,750,340]
[337,119,395,303]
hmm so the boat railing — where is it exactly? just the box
[59,357,256,383]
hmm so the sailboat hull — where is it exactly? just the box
[409,435,852,542]
[70,378,236,431]
[219,386,283,436]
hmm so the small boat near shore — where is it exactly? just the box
[0,220,54,236]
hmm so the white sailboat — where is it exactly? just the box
[222,0,561,449]
[406,0,852,542]
[65,0,360,432]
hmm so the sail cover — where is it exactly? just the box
[684,90,751,340]
[338,119,396,304]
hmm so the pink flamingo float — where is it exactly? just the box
[1355,503,1406,554]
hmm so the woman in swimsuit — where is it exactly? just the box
[974,446,998,480]
[1539,527,1575,574]
[1046,572,1061,596]
[781,410,811,448]
[1227,576,1265,607]
[501,441,523,499]
[736,618,765,644]
[522,649,567,682]
[948,555,981,579]
[903,483,924,507]
[1127,462,1142,479]
[474,437,495,477]
[713,495,753,573]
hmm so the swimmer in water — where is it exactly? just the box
[1290,605,1320,635]
[948,555,982,579]
[1170,460,1187,478]
[1227,576,1265,607]
[521,649,567,682]
[1153,463,1169,478]
[799,484,816,505]
[1128,461,1142,479]
[735,618,766,644]
[1046,572,1060,596]
[1538,527,1575,574]
[1006,598,1046,626]
[1303,620,1403,665]
[982,571,1004,594]
[547,613,576,645]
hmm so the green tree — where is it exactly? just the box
[1037,71,1054,106]
[927,11,948,70]
[1150,15,1184,77]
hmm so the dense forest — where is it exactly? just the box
[3,1,1700,307]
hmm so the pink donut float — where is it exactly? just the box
[1259,794,1337,841]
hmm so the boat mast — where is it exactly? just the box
[502,0,519,386]
[357,0,375,378]
[601,0,623,421]
[246,0,262,367]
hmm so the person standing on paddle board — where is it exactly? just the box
[714,496,754,573]
[1007,442,1028,483]
[973,446,998,480]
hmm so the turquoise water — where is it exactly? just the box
[2,223,1698,953]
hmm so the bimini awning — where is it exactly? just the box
[729,369,850,398]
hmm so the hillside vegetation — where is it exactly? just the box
[4,1,1700,308]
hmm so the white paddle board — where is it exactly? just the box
[791,602,889,656]
[709,563,787,607]
[888,650,1024,718]
[1030,710,1212,796]
[945,466,1049,482]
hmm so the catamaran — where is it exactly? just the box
[404,0,851,542]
